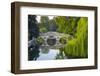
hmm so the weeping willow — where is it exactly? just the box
[62,17,88,58]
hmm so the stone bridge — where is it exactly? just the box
[28,32,73,49]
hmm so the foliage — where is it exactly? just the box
[39,16,49,32]
[36,36,44,45]
[54,16,80,36]
[48,19,57,31]
[60,17,88,58]
[39,16,57,32]
[28,15,40,60]
[39,27,48,33]
[28,15,39,40]
[59,37,67,44]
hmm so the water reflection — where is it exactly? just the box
[37,49,59,60]
[28,45,68,61]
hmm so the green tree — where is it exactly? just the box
[36,36,44,45]
[48,19,57,31]
[63,17,88,58]
[54,16,88,58]
[39,16,49,32]
[54,16,80,36]
[59,37,67,44]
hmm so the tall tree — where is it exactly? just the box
[54,16,88,58]
[48,19,57,31]
[39,16,49,32]
[28,15,39,40]
[63,17,88,58]
[28,15,40,60]
[54,16,80,36]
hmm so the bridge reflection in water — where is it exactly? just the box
[28,32,72,61]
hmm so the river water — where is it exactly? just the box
[37,49,60,60]
[28,47,68,61]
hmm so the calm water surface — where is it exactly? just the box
[37,49,60,60]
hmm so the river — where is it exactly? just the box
[37,49,60,60]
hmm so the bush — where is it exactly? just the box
[59,37,67,44]
[36,37,44,45]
